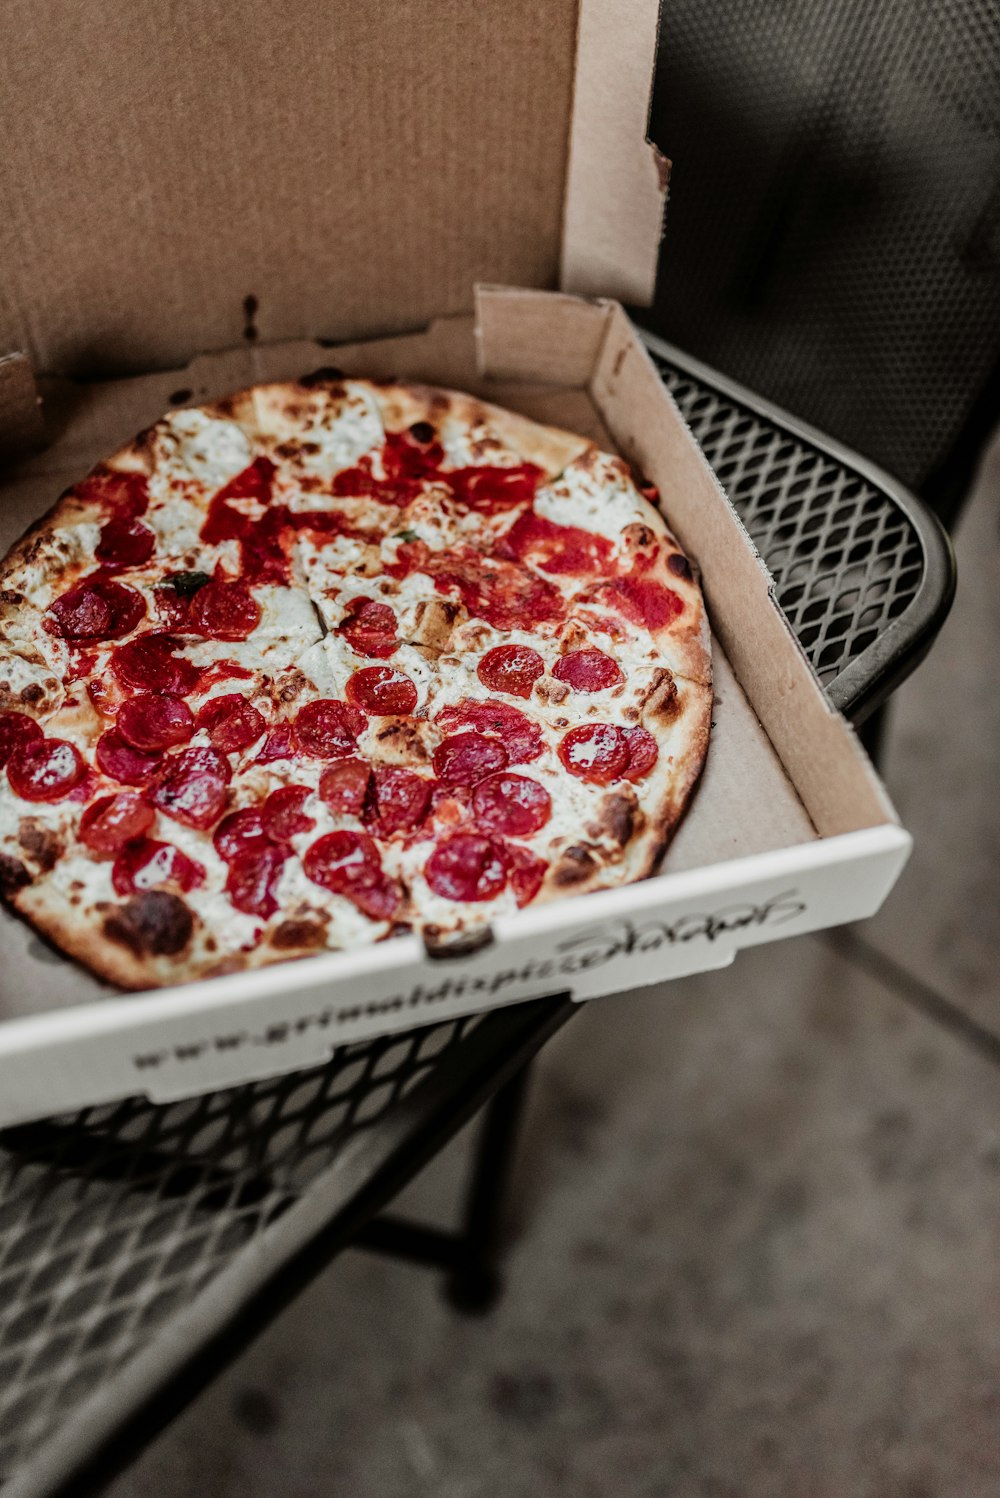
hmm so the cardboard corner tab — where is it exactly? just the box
[560,0,667,304]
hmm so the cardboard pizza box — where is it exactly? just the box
[0,1,909,1125]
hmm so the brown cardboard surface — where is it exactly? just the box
[586,302,897,837]
[0,0,663,379]
[0,314,818,1022]
[0,0,578,374]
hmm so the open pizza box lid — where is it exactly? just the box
[0,3,910,1124]
[0,0,665,391]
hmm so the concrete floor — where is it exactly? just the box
[107,434,1000,1498]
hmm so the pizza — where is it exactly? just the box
[0,376,711,989]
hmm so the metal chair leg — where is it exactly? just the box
[444,1059,533,1314]
[353,1058,536,1315]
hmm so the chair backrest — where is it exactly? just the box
[645,0,1000,517]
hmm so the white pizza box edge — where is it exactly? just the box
[0,826,908,1124]
[0,291,911,1125]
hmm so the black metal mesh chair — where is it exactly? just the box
[645,0,1000,526]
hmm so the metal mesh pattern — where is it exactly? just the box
[0,354,936,1491]
[648,0,1000,491]
[0,1017,480,1480]
[654,356,925,687]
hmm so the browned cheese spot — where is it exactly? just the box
[274,669,310,705]
[19,682,45,706]
[18,818,62,873]
[373,721,430,764]
[535,679,570,706]
[412,599,460,651]
[104,892,194,957]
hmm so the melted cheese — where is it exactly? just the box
[162,410,254,487]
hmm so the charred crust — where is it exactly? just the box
[667,552,693,580]
[103,892,194,957]
[647,669,680,723]
[271,918,327,950]
[408,421,435,443]
[596,793,636,847]
[299,367,345,388]
[17,819,62,873]
[553,845,599,886]
[0,853,31,896]
[623,522,657,550]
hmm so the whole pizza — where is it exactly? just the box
[0,376,712,989]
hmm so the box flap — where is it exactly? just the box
[560,0,667,301]
[0,0,664,378]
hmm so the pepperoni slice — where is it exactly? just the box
[111,635,200,695]
[498,508,614,576]
[262,785,315,842]
[48,577,145,641]
[79,792,155,857]
[189,580,261,640]
[295,699,364,759]
[338,598,399,659]
[0,711,43,768]
[472,773,551,837]
[432,732,508,786]
[74,467,150,516]
[622,725,659,781]
[303,830,401,920]
[95,516,156,569]
[574,575,683,631]
[117,693,194,751]
[477,645,544,699]
[255,724,297,763]
[507,844,548,907]
[450,464,541,512]
[436,701,542,764]
[345,667,418,717]
[8,739,87,802]
[96,729,163,786]
[370,766,431,834]
[195,694,266,753]
[425,833,508,903]
[557,723,629,785]
[213,807,270,863]
[112,838,205,897]
[553,649,623,692]
[225,844,288,919]
[151,746,231,829]
[318,757,372,815]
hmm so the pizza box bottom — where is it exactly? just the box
[0,289,910,1126]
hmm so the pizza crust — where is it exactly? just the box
[0,375,712,989]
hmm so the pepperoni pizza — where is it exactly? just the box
[0,377,711,988]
